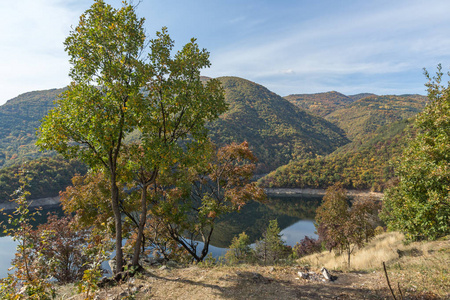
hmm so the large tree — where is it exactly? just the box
[38,0,146,274]
[382,65,450,240]
[126,27,226,267]
[37,0,226,274]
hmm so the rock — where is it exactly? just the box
[297,271,309,279]
[166,260,178,268]
[269,267,275,272]
[159,265,168,270]
[321,267,331,281]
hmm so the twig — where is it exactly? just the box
[383,261,397,300]
[397,282,404,300]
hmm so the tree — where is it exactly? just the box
[316,184,379,267]
[225,232,252,264]
[37,0,146,274]
[382,65,450,240]
[125,27,226,267]
[152,141,265,262]
[254,219,290,264]
[38,0,226,274]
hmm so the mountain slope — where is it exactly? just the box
[0,88,64,168]
[259,119,416,191]
[325,94,427,141]
[209,77,350,172]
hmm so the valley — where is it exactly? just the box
[0,76,427,202]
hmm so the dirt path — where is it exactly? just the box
[74,265,392,299]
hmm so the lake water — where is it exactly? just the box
[0,195,321,278]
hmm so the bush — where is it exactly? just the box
[293,236,322,258]
[225,232,252,264]
[32,214,94,283]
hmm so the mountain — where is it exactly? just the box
[325,94,427,141]
[0,88,65,168]
[259,118,415,191]
[209,77,350,172]
[283,91,355,118]
[348,93,376,101]
[261,92,428,191]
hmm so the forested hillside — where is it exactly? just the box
[209,77,350,172]
[284,91,354,117]
[0,156,87,203]
[0,88,65,168]
[259,119,415,191]
[325,94,427,141]
[0,78,428,200]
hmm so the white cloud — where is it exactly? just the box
[0,0,90,104]
[204,0,450,96]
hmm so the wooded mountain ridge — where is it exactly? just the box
[0,76,428,201]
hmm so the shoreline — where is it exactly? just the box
[264,188,384,199]
[0,188,384,211]
[0,196,61,212]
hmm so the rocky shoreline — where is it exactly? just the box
[0,189,383,211]
[0,196,61,211]
[264,188,384,199]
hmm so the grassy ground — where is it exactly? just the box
[59,232,449,299]
[300,232,450,299]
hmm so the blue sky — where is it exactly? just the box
[2,0,450,106]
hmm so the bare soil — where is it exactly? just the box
[65,265,395,300]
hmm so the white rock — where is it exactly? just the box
[321,267,331,281]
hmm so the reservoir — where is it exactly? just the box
[0,195,321,278]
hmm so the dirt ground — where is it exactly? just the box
[63,265,398,300]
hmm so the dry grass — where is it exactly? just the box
[300,232,450,298]
[55,232,449,299]
[300,232,404,271]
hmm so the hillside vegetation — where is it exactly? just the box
[262,93,428,190]
[0,89,65,169]
[0,156,87,203]
[0,78,429,199]
[284,91,355,118]
[260,119,414,191]
[325,94,427,141]
[209,77,349,172]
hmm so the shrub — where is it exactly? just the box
[225,231,252,264]
[293,236,322,258]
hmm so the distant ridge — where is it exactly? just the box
[284,91,354,117]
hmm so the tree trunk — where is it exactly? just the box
[110,175,123,275]
[347,248,351,268]
[132,184,148,267]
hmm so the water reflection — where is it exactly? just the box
[0,195,322,278]
[211,195,322,248]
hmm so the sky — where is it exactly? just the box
[2,0,450,106]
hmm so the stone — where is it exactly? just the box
[297,271,309,279]
[321,267,331,281]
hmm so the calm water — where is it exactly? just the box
[0,195,321,278]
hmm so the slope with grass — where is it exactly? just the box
[300,232,449,298]
[56,232,449,299]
